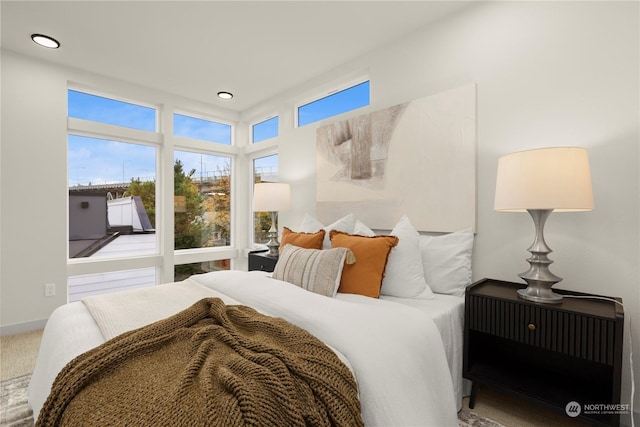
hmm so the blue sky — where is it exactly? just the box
[298,81,369,126]
[69,135,156,185]
[253,116,278,143]
[174,113,232,144]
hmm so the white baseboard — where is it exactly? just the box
[0,318,47,336]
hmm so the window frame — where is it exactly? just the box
[172,147,235,251]
[67,120,162,265]
[66,107,164,286]
[169,110,239,276]
[67,86,159,132]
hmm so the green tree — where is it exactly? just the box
[173,160,216,277]
[204,162,231,246]
[173,159,214,250]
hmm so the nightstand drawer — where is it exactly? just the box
[468,295,617,365]
[248,251,278,273]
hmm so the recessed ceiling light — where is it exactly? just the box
[217,91,233,100]
[31,34,60,49]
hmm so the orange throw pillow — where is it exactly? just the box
[330,230,399,298]
[280,227,326,250]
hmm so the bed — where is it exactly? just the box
[29,215,473,426]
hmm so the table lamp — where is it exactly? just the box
[494,147,594,303]
[253,182,291,257]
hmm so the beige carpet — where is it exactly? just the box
[0,330,43,381]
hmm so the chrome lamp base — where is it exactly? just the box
[517,282,563,303]
[265,211,280,258]
[517,209,563,304]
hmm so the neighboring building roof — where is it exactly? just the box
[89,233,156,258]
[70,195,155,258]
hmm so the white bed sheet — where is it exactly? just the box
[378,293,470,409]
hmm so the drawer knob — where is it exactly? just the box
[528,323,536,331]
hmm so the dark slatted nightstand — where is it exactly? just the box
[463,278,624,426]
[248,250,278,273]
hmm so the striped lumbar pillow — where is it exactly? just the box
[273,244,353,297]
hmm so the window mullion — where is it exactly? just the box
[68,117,162,146]
[173,135,239,156]
[159,103,175,284]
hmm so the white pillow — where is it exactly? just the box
[299,213,355,249]
[418,228,474,297]
[353,220,376,236]
[381,215,433,299]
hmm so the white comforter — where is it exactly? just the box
[29,270,458,426]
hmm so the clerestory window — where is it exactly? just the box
[297,80,370,127]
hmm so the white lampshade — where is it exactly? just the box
[494,147,594,212]
[253,183,291,212]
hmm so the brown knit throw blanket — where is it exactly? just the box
[37,298,363,427]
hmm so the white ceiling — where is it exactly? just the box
[1,1,471,113]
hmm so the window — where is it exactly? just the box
[68,88,237,297]
[297,80,370,127]
[68,89,160,300]
[68,268,156,302]
[253,154,278,244]
[174,260,230,282]
[68,135,157,258]
[68,90,156,131]
[174,150,231,250]
[174,113,232,145]
[253,154,279,183]
[252,116,279,143]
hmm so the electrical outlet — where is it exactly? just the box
[44,283,56,297]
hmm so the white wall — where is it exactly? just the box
[243,1,639,422]
[1,51,69,328]
[1,0,638,422]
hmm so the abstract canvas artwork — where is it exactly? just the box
[316,84,476,232]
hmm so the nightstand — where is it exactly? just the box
[464,278,624,426]
[248,250,278,273]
